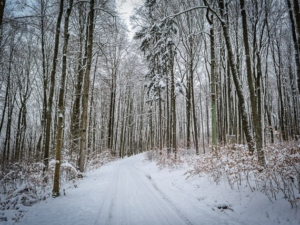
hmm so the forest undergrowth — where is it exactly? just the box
[0,150,116,222]
[146,141,300,209]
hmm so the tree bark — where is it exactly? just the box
[240,0,265,166]
[78,0,95,172]
[0,0,5,27]
[170,46,177,158]
[44,0,64,170]
[70,4,86,158]
[52,0,73,197]
[206,12,218,149]
[287,0,300,93]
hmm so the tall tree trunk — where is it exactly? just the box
[78,0,95,172]
[107,70,116,154]
[53,0,73,197]
[240,0,265,166]
[88,57,97,157]
[158,89,162,153]
[36,0,48,161]
[0,0,5,27]
[206,12,218,150]
[287,0,300,93]
[191,84,199,154]
[170,46,177,158]
[166,75,170,154]
[2,37,14,162]
[70,4,85,158]
[0,73,8,136]
[186,69,191,149]
[292,0,300,50]
[44,0,64,170]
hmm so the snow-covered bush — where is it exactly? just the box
[145,150,159,161]
[86,150,117,170]
[148,148,185,169]
[186,142,300,208]
[0,149,116,221]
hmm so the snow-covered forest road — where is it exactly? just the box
[19,155,193,225]
[17,154,300,225]
[93,155,192,225]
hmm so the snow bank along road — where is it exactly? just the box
[19,154,193,225]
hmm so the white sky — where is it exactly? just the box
[116,0,144,38]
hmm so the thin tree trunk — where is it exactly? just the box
[87,55,98,157]
[186,69,191,149]
[170,46,177,159]
[158,89,162,153]
[0,74,8,135]
[107,70,116,154]
[36,1,48,161]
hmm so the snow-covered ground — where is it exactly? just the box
[8,154,300,225]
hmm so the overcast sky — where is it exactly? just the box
[116,0,143,38]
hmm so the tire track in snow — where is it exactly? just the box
[94,156,193,225]
[94,164,120,225]
[144,173,193,225]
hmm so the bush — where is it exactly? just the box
[186,142,300,208]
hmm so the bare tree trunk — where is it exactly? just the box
[87,57,97,157]
[170,46,177,158]
[44,0,64,170]
[292,0,300,50]
[158,89,162,153]
[107,70,116,154]
[286,0,300,93]
[53,0,73,197]
[70,4,86,158]
[206,12,218,150]
[78,0,95,172]
[189,46,199,154]
[240,0,265,166]
[138,89,145,153]
[0,0,5,27]
[35,1,48,161]
[186,69,191,149]
[2,38,15,162]
[0,73,8,135]
[166,76,170,154]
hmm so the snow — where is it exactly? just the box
[9,154,300,225]
[159,80,166,88]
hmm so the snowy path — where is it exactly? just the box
[93,156,191,225]
[18,155,192,225]
[17,154,300,225]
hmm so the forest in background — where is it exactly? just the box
[0,0,299,206]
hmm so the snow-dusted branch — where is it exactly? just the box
[161,5,224,24]
[94,7,116,18]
